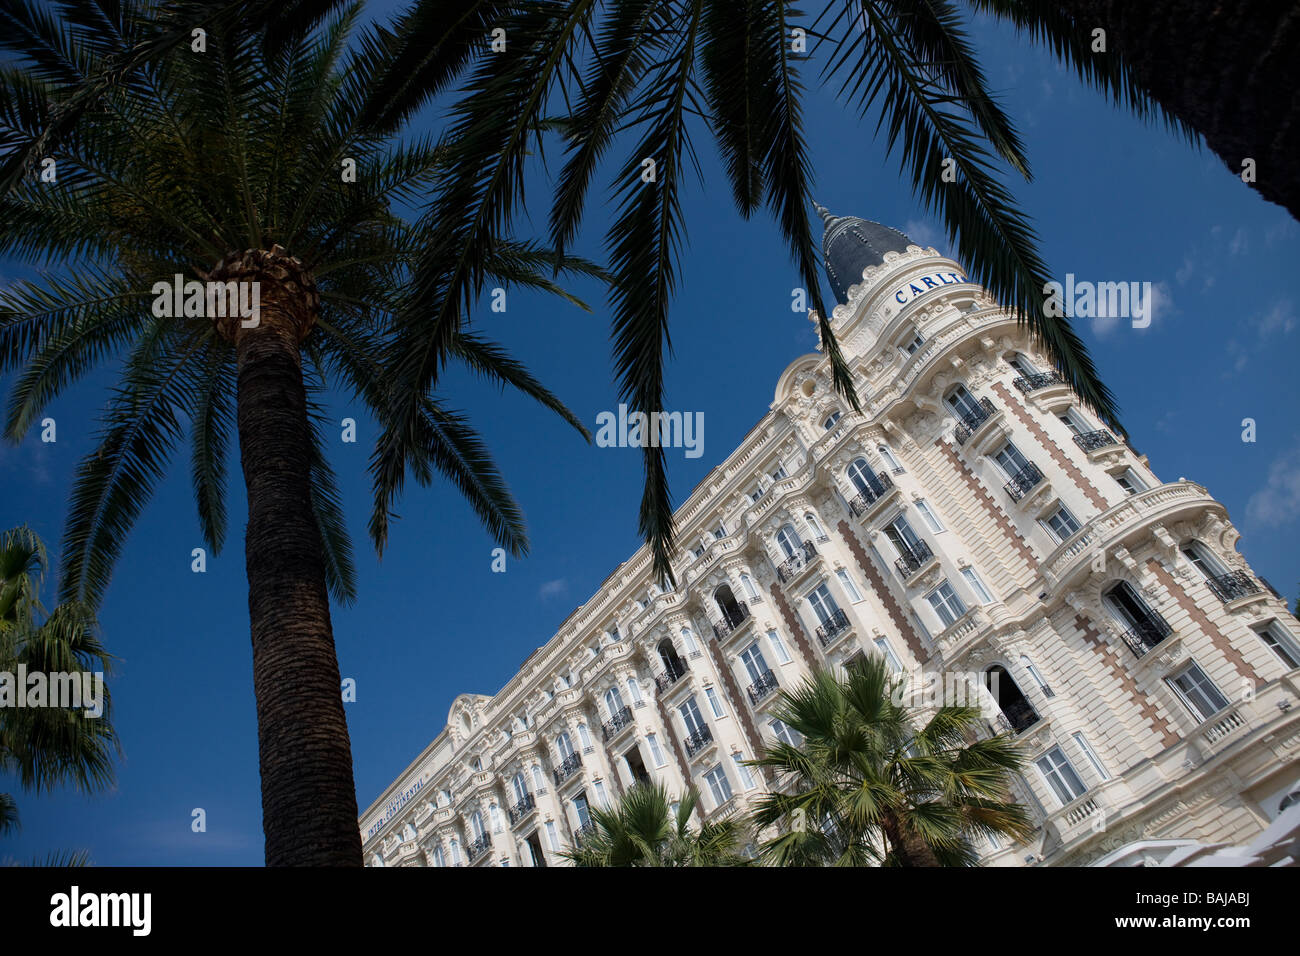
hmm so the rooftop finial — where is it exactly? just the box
[812,199,834,226]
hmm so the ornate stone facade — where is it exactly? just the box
[360,212,1300,868]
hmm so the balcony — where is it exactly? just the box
[1205,570,1263,603]
[1073,429,1120,453]
[574,821,598,845]
[1012,372,1063,393]
[747,668,780,705]
[654,662,688,694]
[1004,462,1045,501]
[508,793,535,825]
[776,541,818,584]
[712,601,751,640]
[1117,610,1174,658]
[847,472,895,517]
[893,540,935,580]
[953,397,996,445]
[601,705,634,741]
[815,608,852,647]
[466,832,492,863]
[552,752,582,786]
[994,698,1041,735]
[684,725,714,758]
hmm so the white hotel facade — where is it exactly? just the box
[361,207,1300,868]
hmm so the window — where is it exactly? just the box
[432,845,446,867]
[572,794,591,828]
[739,573,760,600]
[993,441,1032,478]
[740,642,770,683]
[807,582,841,625]
[693,546,704,559]
[556,732,574,760]
[766,629,792,665]
[770,718,801,746]
[1071,733,1110,782]
[874,637,903,673]
[646,733,667,767]
[490,803,504,832]
[1057,409,1089,436]
[877,444,904,474]
[732,753,758,790]
[926,580,967,628]
[771,463,788,481]
[749,486,763,504]
[626,677,643,705]
[604,686,625,718]
[531,764,545,791]
[1043,505,1081,542]
[1036,746,1087,806]
[961,567,994,604]
[1103,580,1161,634]
[914,499,944,533]
[884,514,923,555]
[713,523,727,540]
[680,626,699,654]
[901,330,925,355]
[703,765,733,806]
[1255,620,1300,668]
[846,457,881,496]
[1008,354,1037,378]
[775,523,803,558]
[704,686,726,718]
[1167,663,1229,722]
[450,840,462,865]
[1180,540,1226,580]
[1113,468,1148,495]
[679,697,707,736]
[835,568,864,603]
[577,723,592,749]
[545,820,560,851]
[822,410,842,430]
[804,512,826,540]
[945,383,983,420]
[512,772,529,804]
[1019,654,1054,697]
[593,780,608,807]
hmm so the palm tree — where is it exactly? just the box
[750,655,1033,866]
[561,781,751,866]
[0,525,117,847]
[333,0,1178,588]
[969,1,1299,221]
[0,4,599,865]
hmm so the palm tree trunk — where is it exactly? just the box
[881,811,942,867]
[1059,0,1300,219]
[225,248,361,866]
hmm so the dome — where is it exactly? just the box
[815,202,914,304]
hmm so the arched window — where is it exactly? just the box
[471,756,482,772]
[489,803,504,833]
[739,572,760,600]
[1180,539,1227,581]
[432,845,446,867]
[512,772,529,804]
[877,444,903,474]
[658,639,686,678]
[470,811,485,840]
[402,822,417,842]
[714,583,746,624]
[1103,581,1171,653]
[775,523,802,558]
[531,764,545,791]
[822,410,842,430]
[1008,353,1037,378]
[846,457,881,496]
[556,732,574,761]
[804,513,826,540]
[680,626,699,654]
[945,383,983,420]
[626,676,644,704]
[604,686,625,718]
[983,665,1039,734]
[1019,655,1054,698]
[450,839,462,865]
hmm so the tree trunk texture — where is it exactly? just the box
[1061,0,1300,219]
[881,810,942,867]
[217,246,361,866]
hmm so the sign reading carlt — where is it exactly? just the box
[891,271,970,305]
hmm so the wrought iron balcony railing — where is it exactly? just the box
[711,601,751,640]
[894,540,935,579]
[815,608,851,647]
[466,832,492,862]
[994,698,1041,734]
[1012,372,1063,393]
[1073,429,1119,453]
[776,540,818,583]
[601,705,634,741]
[953,397,996,445]
[574,821,597,844]
[1004,462,1045,501]
[747,668,780,705]
[508,793,535,825]
[1118,610,1174,658]
[552,752,582,786]
[684,725,714,757]
[1205,570,1263,603]
[847,472,894,516]
[654,662,689,694]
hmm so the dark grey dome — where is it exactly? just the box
[815,202,913,304]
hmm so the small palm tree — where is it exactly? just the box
[0,525,117,851]
[0,5,598,864]
[750,655,1033,866]
[561,781,751,866]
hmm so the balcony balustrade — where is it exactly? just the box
[1011,372,1063,393]
[684,725,714,757]
[508,793,535,825]
[466,832,492,862]
[893,540,935,580]
[994,698,1041,734]
[815,608,852,647]
[601,705,634,741]
[1073,429,1119,453]
[848,472,894,516]
[1117,610,1174,658]
[711,601,751,640]
[747,668,780,705]
[776,541,818,583]
[953,397,996,445]
[1205,570,1263,603]
[654,662,688,694]
[1004,462,1045,501]
[552,752,582,786]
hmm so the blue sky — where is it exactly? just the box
[2,7,1297,865]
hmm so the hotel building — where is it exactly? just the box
[360,206,1300,867]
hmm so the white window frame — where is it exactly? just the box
[877,444,904,474]
[1071,732,1110,782]
[1167,662,1229,722]
[1035,746,1087,806]
[731,753,758,791]
[914,499,944,533]
[1043,505,1081,543]
[961,566,994,605]
[766,629,792,665]
[926,580,967,629]
[1113,467,1148,495]
[835,568,864,603]
[1255,620,1300,669]
[704,685,726,719]
[703,765,733,807]
[545,821,560,851]
[646,733,667,767]
[874,637,903,673]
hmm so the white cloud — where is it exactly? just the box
[1228,227,1249,256]
[538,578,568,600]
[1246,443,1300,526]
